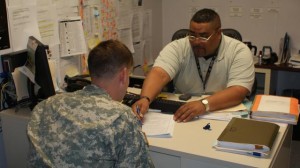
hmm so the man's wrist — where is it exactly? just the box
[140,96,151,103]
[200,99,210,111]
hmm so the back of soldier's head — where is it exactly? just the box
[88,40,133,79]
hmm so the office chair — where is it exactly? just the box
[171,29,190,41]
[221,28,242,41]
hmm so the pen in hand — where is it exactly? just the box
[136,105,143,126]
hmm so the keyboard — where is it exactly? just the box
[122,93,185,114]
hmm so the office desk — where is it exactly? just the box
[148,119,292,168]
[256,63,300,72]
[0,106,292,168]
[255,63,300,95]
[128,87,292,167]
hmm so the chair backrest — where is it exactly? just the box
[171,29,190,41]
[221,28,242,41]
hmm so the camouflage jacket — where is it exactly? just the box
[27,84,154,168]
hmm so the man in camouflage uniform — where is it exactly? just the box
[27,40,154,167]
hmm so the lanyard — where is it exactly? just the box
[194,56,217,92]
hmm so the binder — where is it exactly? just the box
[214,118,279,156]
[251,95,299,124]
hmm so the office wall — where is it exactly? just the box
[162,0,300,56]
[144,0,162,59]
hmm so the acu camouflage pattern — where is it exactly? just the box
[27,85,154,168]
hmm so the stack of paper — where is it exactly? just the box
[198,103,248,121]
[142,111,175,138]
[214,118,279,157]
[289,54,300,68]
[251,95,299,125]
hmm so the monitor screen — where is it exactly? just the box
[26,36,55,108]
[0,0,10,51]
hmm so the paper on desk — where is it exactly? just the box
[214,103,247,112]
[213,144,268,158]
[199,111,249,121]
[142,111,175,138]
[199,103,248,121]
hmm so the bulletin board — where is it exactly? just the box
[1,0,153,88]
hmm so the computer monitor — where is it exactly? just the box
[26,36,55,108]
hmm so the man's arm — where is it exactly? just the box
[132,67,171,117]
[174,85,249,122]
[205,85,249,111]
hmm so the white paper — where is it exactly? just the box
[59,18,87,57]
[48,59,59,91]
[37,5,60,46]
[214,103,248,112]
[258,96,290,112]
[133,41,145,66]
[36,0,52,6]
[132,9,143,43]
[142,9,152,39]
[118,28,134,53]
[142,111,175,138]
[12,67,30,101]
[8,5,41,51]
[214,145,268,158]
[117,11,134,53]
[198,103,248,121]
[199,111,249,121]
[54,0,79,20]
[7,0,36,7]
[18,65,35,84]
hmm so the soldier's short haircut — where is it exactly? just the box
[88,40,133,79]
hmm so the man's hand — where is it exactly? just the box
[173,100,206,122]
[132,98,150,120]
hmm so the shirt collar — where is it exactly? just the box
[82,84,110,97]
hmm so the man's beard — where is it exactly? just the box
[193,45,206,57]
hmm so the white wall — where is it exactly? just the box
[144,0,163,60]
[162,0,300,56]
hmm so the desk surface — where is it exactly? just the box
[128,87,291,167]
[148,118,290,167]
[0,94,292,168]
[255,63,300,72]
